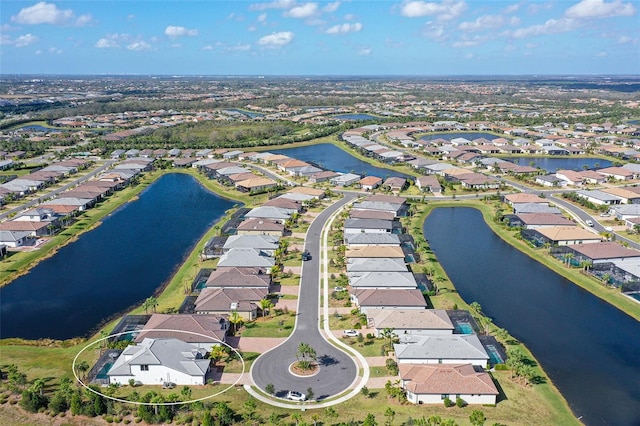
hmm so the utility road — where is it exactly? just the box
[251,193,358,401]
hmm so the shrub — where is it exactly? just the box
[366,333,374,339]
[443,397,454,407]
[456,397,467,407]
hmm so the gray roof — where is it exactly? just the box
[344,218,394,230]
[0,230,31,242]
[217,166,251,176]
[394,334,489,361]
[611,204,640,215]
[223,234,279,251]
[245,206,292,220]
[348,271,417,288]
[347,258,407,273]
[217,248,275,268]
[108,338,210,378]
[345,233,400,245]
[576,190,623,202]
[513,203,561,215]
[351,200,403,214]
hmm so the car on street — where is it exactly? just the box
[586,220,594,227]
[343,329,360,338]
[302,250,312,261]
[286,391,306,401]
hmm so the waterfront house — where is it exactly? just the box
[512,203,562,215]
[216,248,275,271]
[351,288,427,314]
[194,287,267,320]
[399,364,499,405]
[346,245,405,259]
[134,314,228,350]
[108,338,210,386]
[0,230,30,247]
[205,267,272,289]
[514,213,575,229]
[235,177,278,193]
[236,218,284,236]
[348,271,417,289]
[330,173,361,187]
[222,234,279,256]
[346,258,408,273]
[529,226,602,246]
[415,176,442,193]
[394,334,489,368]
[244,206,292,223]
[367,309,454,337]
[564,242,640,265]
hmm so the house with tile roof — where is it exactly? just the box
[108,338,211,386]
[236,218,284,236]
[351,288,427,314]
[529,226,602,246]
[367,309,454,337]
[134,314,228,349]
[194,287,267,320]
[400,364,499,405]
[394,334,489,368]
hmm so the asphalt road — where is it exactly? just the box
[251,193,359,401]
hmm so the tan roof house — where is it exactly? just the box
[400,364,499,405]
[367,309,454,337]
[532,226,602,246]
[359,176,383,191]
[346,245,405,259]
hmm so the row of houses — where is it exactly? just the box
[0,158,149,249]
[503,193,640,291]
[341,194,501,405]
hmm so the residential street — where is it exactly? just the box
[250,193,359,400]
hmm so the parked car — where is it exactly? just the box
[162,382,176,389]
[333,286,346,292]
[286,390,306,401]
[343,329,360,338]
[600,212,611,217]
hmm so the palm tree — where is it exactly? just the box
[142,296,158,314]
[259,298,274,317]
[76,360,90,380]
[564,252,575,266]
[29,378,46,396]
[296,342,317,370]
[380,328,396,355]
[470,302,482,315]
[229,311,243,335]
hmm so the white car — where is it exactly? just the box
[586,220,594,227]
[343,329,360,338]
[333,286,346,292]
[286,391,306,401]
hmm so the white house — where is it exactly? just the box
[394,334,489,368]
[108,338,210,386]
[400,364,499,405]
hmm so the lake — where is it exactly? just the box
[270,143,411,179]
[0,173,236,340]
[332,113,378,120]
[423,207,640,426]
[502,157,613,173]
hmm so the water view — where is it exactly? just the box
[423,207,640,426]
[270,143,411,179]
[332,113,378,120]
[502,157,613,173]
[0,173,235,340]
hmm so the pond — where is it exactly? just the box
[502,157,613,173]
[423,207,640,426]
[270,143,411,179]
[0,173,236,340]
[332,113,378,120]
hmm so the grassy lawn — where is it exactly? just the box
[277,275,300,286]
[237,313,296,338]
[219,351,260,374]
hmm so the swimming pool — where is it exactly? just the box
[455,322,473,334]
[96,362,113,380]
[623,291,640,303]
[486,344,504,365]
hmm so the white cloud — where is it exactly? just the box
[421,21,448,42]
[226,44,252,51]
[510,16,521,26]
[509,17,579,39]
[617,35,634,44]
[285,3,318,18]
[14,33,39,47]
[357,47,372,56]
[164,25,199,37]
[48,46,62,54]
[525,42,538,49]
[11,2,93,26]
[504,44,517,51]
[565,0,636,19]
[465,53,475,59]
[595,50,608,56]
[458,15,504,32]
[503,4,520,14]
[249,0,296,11]
[258,13,268,22]
[258,31,294,47]
[400,0,467,21]
[324,2,341,12]
[94,33,129,49]
[326,22,363,34]
[453,40,480,48]
[126,41,152,51]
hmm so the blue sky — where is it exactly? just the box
[2,0,639,75]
